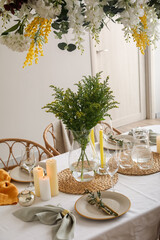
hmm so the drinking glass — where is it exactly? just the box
[131,127,152,170]
[103,118,114,141]
[120,142,133,169]
[21,148,36,189]
[132,127,149,147]
[106,149,120,191]
[132,145,153,170]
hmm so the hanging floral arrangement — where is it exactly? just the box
[0,0,159,67]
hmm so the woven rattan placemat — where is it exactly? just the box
[118,152,160,176]
[58,168,118,194]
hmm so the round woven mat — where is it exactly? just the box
[58,168,118,194]
[118,152,160,176]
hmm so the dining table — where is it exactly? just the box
[0,125,160,240]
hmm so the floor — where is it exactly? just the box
[117,119,160,133]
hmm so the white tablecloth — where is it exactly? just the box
[0,126,160,240]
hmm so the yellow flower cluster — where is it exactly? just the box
[140,14,148,29]
[132,13,149,54]
[23,17,52,67]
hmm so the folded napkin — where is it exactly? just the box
[13,205,76,240]
[0,169,11,182]
[128,129,159,145]
[20,161,46,175]
[0,169,18,205]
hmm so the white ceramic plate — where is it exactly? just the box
[9,166,33,183]
[75,191,131,220]
[103,135,134,150]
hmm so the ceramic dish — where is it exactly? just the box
[9,166,33,183]
[103,135,134,150]
[75,191,131,220]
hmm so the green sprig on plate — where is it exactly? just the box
[108,135,124,147]
[85,190,119,217]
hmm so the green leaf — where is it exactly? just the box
[58,42,67,50]
[1,21,20,35]
[1,32,8,36]
[67,44,76,52]
[53,31,62,39]
[51,22,60,30]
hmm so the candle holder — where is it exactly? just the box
[96,164,108,175]
[96,136,108,175]
[18,190,35,207]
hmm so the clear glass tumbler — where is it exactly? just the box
[120,142,133,169]
[131,128,152,170]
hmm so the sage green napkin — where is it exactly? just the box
[128,129,159,145]
[13,205,76,240]
[149,130,159,145]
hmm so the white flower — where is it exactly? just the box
[85,0,106,38]
[28,0,62,19]
[137,8,144,17]
[16,3,32,19]
[0,33,31,52]
[0,0,5,8]
[65,0,85,51]
[130,0,136,4]
[0,0,159,59]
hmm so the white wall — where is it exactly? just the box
[155,37,160,116]
[0,33,91,145]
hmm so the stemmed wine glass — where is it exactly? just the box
[21,148,36,189]
[106,148,120,191]
[103,118,114,142]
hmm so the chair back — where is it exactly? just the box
[43,123,60,156]
[0,138,53,171]
[100,121,121,135]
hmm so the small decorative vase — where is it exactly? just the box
[68,129,98,182]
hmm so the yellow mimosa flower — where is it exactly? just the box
[23,17,52,67]
[132,13,149,55]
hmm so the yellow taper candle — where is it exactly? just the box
[156,136,160,153]
[46,159,59,197]
[33,166,44,197]
[90,128,95,147]
[99,129,104,168]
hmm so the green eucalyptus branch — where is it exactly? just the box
[85,190,119,217]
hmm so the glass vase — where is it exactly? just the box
[68,129,98,182]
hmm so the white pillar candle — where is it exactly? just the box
[33,166,44,197]
[39,176,51,201]
[156,136,160,153]
[46,159,59,197]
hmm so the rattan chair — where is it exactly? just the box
[0,138,53,171]
[100,121,121,135]
[43,123,60,156]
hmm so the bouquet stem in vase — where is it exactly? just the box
[69,130,98,182]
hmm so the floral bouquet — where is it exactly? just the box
[0,0,160,67]
[43,72,118,181]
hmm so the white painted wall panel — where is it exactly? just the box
[91,20,146,127]
[154,31,160,116]
[0,33,91,145]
